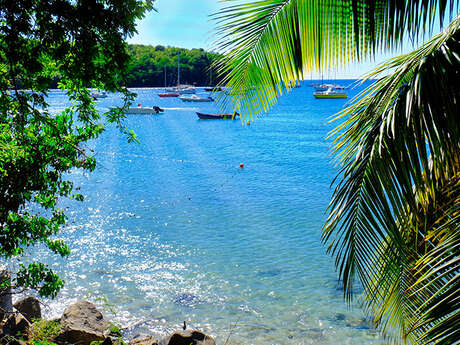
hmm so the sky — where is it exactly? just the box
[127,0,453,79]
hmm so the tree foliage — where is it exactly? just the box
[0,0,153,297]
[126,45,222,87]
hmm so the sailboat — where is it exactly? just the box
[159,65,179,97]
[172,54,196,94]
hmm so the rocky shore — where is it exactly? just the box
[0,298,215,345]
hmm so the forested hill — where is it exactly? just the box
[125,45,221,87]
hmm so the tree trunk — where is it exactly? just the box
[0,269,13,320]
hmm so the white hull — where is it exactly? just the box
[127,107,161,114]
[179,95,213,102]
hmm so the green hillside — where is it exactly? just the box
[126,45,221,87]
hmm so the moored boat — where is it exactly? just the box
[91,91,107,99]
[196,112,239,119]
[158,93,179,97]
[126,105,164,114]
[204,86,222,92]
[180,95,214,102]
[313,88,347,99]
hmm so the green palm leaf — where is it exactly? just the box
[212,0,457,119]
[323,16,460,343]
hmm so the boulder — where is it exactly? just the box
[13,297,41,322]
[161,330,215,345]
[2,312,31,336]
[0,335,28,345]
[59,300,109,345]
[129,334,159,345]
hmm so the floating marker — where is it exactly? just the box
[247,121,250,125]
[240,163,244,168]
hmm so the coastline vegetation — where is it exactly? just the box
[126,45,221,88]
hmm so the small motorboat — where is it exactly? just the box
[158,93,179,97]
[126,105,164,114]
[180,95,214,102]
[196,112,239,119]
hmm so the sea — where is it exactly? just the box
[22,80,387,345]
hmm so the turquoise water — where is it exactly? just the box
[31,82,385,344]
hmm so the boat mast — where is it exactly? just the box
[164,65,167,89]
[177,53,180,86]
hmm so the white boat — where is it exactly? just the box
[179,95,214,102]
[177,85,196,94]
[126,105,164,114]
[91,91,107,99]
[313,83,346,91]
[313,88,347,99]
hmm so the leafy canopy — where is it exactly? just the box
[126,45,222,87]
[0,0,153,297]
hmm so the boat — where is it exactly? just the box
[179,95,214,102]
[196,112,239,119]
[158,93,179,97]
[91,91,107,99]
[177,85,196,94]
[313,88,347,99]
[168,55,196,94]
[126,105,164,114]
[204,86,222,92]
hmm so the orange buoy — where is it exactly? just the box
[240,163,244,168]
[247,121,250,125]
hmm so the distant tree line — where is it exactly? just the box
[125,45,222,87]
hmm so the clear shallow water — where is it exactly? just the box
[25,82,386,344]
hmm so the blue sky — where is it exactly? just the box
[127,0,453,78]
[127,0,219,50]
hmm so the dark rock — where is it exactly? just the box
[2,312,31,336]
[161,330,215,345]
[13,297,41,322]
[0,335,28,345]
[59,300,109,345]
[100,337,114,345]
[129,334,159,345]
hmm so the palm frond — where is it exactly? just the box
[323,16,460,343]
[212,0,458,119]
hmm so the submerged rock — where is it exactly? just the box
[160,330,215,345]
[59,300,109,345]
[345,316,374,330]
[173,294,200,307]
[129,334,159,345]
[13,297,41,322]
